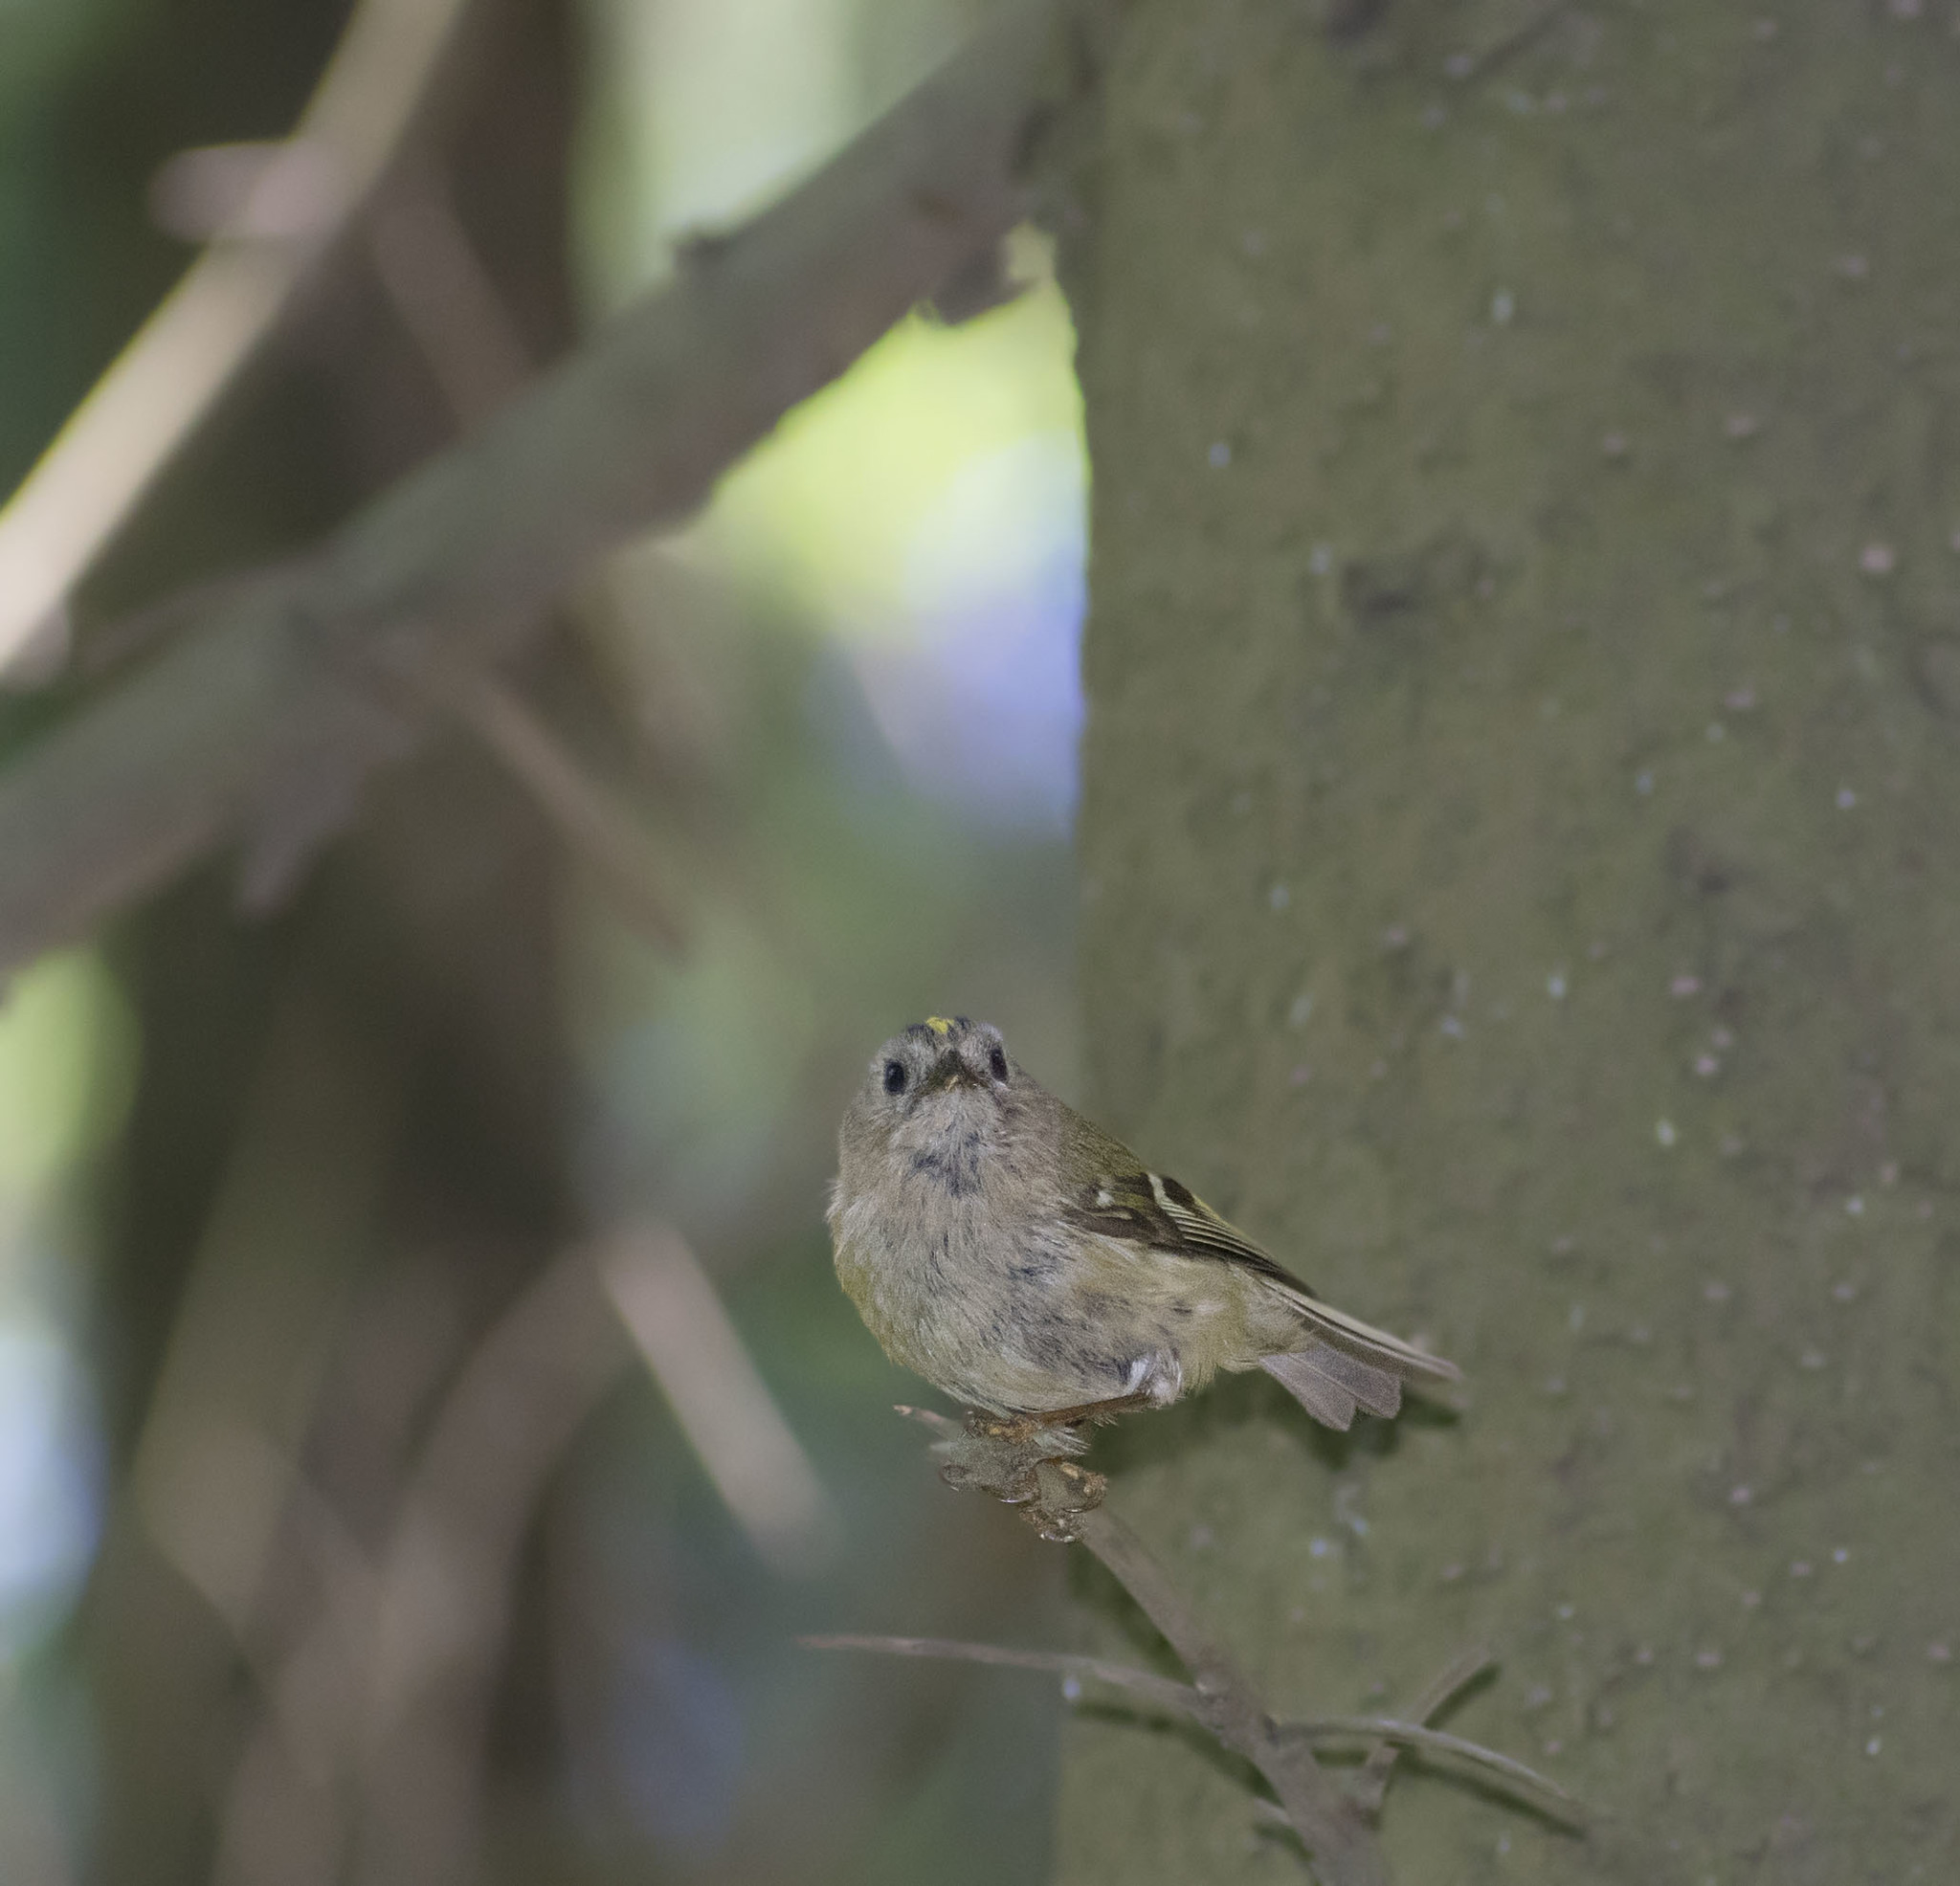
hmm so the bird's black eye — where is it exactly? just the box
[989,1045,1009,1081]
[883,1060,907,1095]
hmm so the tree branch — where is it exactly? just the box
[1352,1642,1491,1814]
[417,655,689,950]
[849,1415,1587,1875]
[0,0,1089,975]
[1074,1506,1388,1886]
[0,0,482,676]
[1271,1719,1584,1825]
[362,156,692,954]
[799,1632,1202,1719]
[349,1247,631,1886]
[598,1221,840,1576]
[800,1638,1585,1827]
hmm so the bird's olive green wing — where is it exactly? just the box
[1053,1108,1312,1295]
[1051,1100,1460,1387]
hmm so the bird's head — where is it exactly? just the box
[849,1015,1015,1141]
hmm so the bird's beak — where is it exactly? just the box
[927,1057,980,1093]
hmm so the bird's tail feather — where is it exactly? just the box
[1261,1345,1402,1431]
[1259,1296,1459,1431]
[1272,1286,1460,1386]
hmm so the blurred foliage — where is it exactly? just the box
[0,0,1081,1882]
[0,952,139,1205]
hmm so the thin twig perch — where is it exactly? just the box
[1350,1642,1492,1814]
[808,1413,1587,1882]
[1073,1505,1388,1886]
[799,1632,1580,1824]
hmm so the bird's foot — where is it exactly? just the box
[1022,1457,1108,1542]
[933,1412,1105,1539]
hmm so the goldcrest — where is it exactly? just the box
[830,1016,1459,1431]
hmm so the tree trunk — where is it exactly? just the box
[1058,3,1960,1880]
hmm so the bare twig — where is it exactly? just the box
[803,1631,1583,1819]
[1273,1719,1585,1824]
[800,1632,1584,1824]
[0,0,481,677]
[830,1412,1588,1877]
[0,0,1087,976]
[878,1428,1370,1875]
[1353,1643,1492,1813]
[799,1633,1200,1718]
[1074,1507,1387,1886]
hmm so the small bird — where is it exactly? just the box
[830,1016,1459,1435]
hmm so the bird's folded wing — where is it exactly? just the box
[1058,1117,1458,1387]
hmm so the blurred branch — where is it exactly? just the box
[345,1250,622,1886]
[420,658,687,949]
[0,0,481,679]
[210,1467,382,1886]
[598,1221,840,1576]
[367,163,689,953]
[131,986,406,1634]
[367,163,535,423]
[0,0,1094,975]
[163,1249,623,1886]
[282,1250,628,1886]
[191,1230,831,1885]
[384,141,844,1599]
[103,986,407,1883]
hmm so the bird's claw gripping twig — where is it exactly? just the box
[898,1406,1107,1538]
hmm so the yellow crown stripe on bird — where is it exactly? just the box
[924,1016,958,1034]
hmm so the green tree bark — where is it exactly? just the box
[1058,3,1960,1880]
